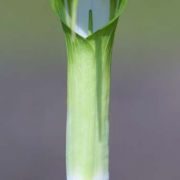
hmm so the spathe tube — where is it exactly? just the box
[51,1,127,180]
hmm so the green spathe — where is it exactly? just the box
[52,1,126,179]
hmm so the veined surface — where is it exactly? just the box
[65,0,110,37]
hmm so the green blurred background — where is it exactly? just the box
[0,0,180,180]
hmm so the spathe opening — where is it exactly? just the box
[64,0,119,38]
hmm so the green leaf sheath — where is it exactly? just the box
[51,0,127,179]
[63,22,117,180]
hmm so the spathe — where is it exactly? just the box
[51,1,127,180]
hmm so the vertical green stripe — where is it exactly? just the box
[88,9,94,35]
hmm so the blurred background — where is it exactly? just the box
[0,0,180,179]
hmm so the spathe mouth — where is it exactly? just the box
[66,0,110,38]
[52,0,126,38]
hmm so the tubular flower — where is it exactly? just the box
[51,0,126,180]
